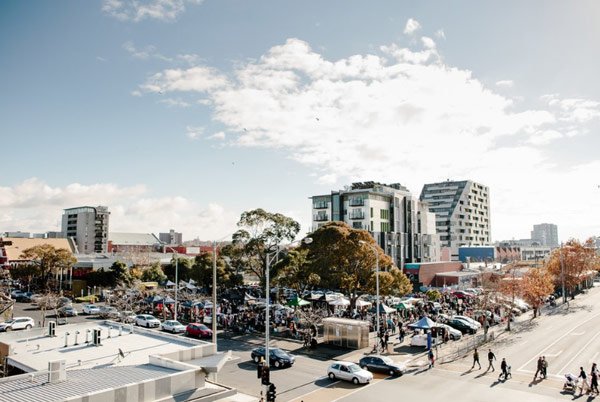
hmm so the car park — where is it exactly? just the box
[251,347,295,368]
[447,318,477,334]
[58,306,78,317]
[358,355,406,376]
[135,314,161,328]
[327,361,373,385]
[0,317,35,332]
[161,320,186,333]
[82,304,101,315]
[185,323,213,338]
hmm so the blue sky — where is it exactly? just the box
[1,0,599,242]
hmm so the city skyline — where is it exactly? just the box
[1,1,599,242]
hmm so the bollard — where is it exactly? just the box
[85,329,91,344]
[74,330,80,346]
[119,325,123,337]
[64,332,70,348]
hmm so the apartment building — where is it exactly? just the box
[61,206,110,254]
[159,229,183,245]
[310,181,440,267]
[419,180,491,260]
[531,223,559,248]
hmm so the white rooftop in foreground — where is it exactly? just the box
[2,321,200,372]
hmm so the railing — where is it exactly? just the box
[313,201,328,209]
[313,214,329,222]
[349,198,365,206]
[349,213,365,220]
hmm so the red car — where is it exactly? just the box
[185,323,213,338]
[452,291,475,300]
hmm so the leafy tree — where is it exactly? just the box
[546,238,598,300]
[371,267,412,297]
[425,289,442,301]
[86,268,115,287]
[190,251,241,292]
[522,267,554,318]
[274,248,321,294]
[498,266,522,331]
[9,264,41,287]
[230,208,300,283]
[20,244,77,290]
[141,262,167,283]
[164,257,192,282]
[110,261,133,286]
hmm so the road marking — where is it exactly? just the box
[571,331,586,336]
[556,330,600,375]
[517,311,600,372]
[592,352,599,363]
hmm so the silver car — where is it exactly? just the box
[327,361,373,385]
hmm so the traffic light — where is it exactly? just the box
[257,363,263,379]
[261,366,270,385]
[266,383,276,402]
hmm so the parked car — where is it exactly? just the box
[185,323,213,339]
[436,323,462,340]
[0,317,35,332]
[58,306,78,317]
[161,320,186,333]
[452,291,475,300]
[250,347,295,368]
[453,315,482,329]
[447,318,477,334]
[473,310,500,326]
[410,333,439,347]
[98,306,120,319]
[119,311,137,323]
[359,355,406,376]
[327,361,373,385]
[135,314,161,328]
[10,290,25,299]
[58,297,72,307]
[82,304,101,315]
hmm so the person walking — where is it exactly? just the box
[499,358,511,380]
[399,326,405,343]
[384,331,390,353]
[590,363,599,395]
[541,356,548,379]
[471,348,481,370]
[579,366,589,396]
[534,356,543,380]
[428,349,435,369]
[487,349,496,372]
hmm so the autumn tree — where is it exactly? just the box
[498,266,522,331]
[522,268,554,318]
[546,239,598,300]
[229,208,300,284]
[20,244,77,290]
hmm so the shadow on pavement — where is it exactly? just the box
[288,344,352,361]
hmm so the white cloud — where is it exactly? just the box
[102,0,203,22]
[136,37,600,241]
[186,125,204,140]
[421,36,436,49]
[404,18,421,35]
[0,179,239,241]
[208,131,226,140]
[435,29,446,40]
[96,56,107,62]
[159,98,191,108]
[123,41,172,61]
[495,80,514,88]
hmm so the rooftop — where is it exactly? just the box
[108,232,161,246]
[0,237,75,261]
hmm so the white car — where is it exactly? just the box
[436,323,462,340]
[161,320,186,333]
[453,315,482,329]
[327,361,373,385]
[410,333,439,347]
[135,314,161,328]
[0,317,35,332]
[82,304,101,315]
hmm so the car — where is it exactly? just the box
[359,355,406,376]
[473,310,500,326]
[82,304,101,315]
[98,306,120,319]
[135,314,161,328]
[327,361,373,385]
[185,323,213,338]
[452,291,475,300]
[58,297,72,307]
[447,318,477,334]
[436,323,462,340]
[10,290,25,299]
[0,317,35,332]
[250,347,295,368]
[453,315,481,329]
[15,292,34,302]
[161,320,187,333]
[58,306,78,317]
[119,311,137,323]
[410,333,439,347]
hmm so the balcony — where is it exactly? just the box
[348,198,365,206]
[313,201,328,209]
[352,222,364,229]
[349,212,365,220]
[313,214,329,222]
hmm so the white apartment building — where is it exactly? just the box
[531,223,559,248]
[61,206,110,254]
[420,180,491,260]
[310,182,440,267]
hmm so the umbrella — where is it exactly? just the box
[287,296,311,307]
[355,299,372,308]
[395,302,415,310]
[165,280,176,287]
[407,316,438,330]
[328,297,350,306]
[370,303,395,314]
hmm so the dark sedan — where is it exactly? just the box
[250,347,295,368]
[359,355,406,376]
[447,318,477,334]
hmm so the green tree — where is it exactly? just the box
[274,248,321,294]
[164,257,192,282]
[190,251,242,292]
[141,262,167,283]
[9,263,41,287]
[20,244,77,290]
[230,208,301,283]
[111,261,133,286]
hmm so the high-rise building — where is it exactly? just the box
[159,229,183,245]
[310,181,440,267]
[531,223,559,248]
[61,206,110,254]
[420,180,491,260]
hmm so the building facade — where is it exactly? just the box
[420,180,491,260]
[159,229,183,245]
[61,206,110,254]
[531,223,559,248]
[310,181,440,267]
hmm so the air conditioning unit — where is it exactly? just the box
[48,321,56,337]
[92,328,102,346]
[47,360,66,383]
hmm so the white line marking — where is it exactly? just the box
[592,352,599,363]
[517,311,600,372]
[556,330,600,375]
[571,331,585,336]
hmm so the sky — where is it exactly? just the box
[1,1,599,243]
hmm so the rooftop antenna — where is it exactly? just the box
[116,348,130,363]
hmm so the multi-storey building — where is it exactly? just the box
[159,229,183,245]
[531,223,559,248]
[419,180,491,260]
[310,181,440,267]
[61,206,110,254]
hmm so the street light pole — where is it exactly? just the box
[359,240,380,346]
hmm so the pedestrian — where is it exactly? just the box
[499,358,510,380]
[534,356,543,380]
[384,331,390,353]
[471,348,481,370]
[541,356,548,379]
[590,363,599,395]
[399,326,405,343]
[579,366,589,396]
[428,349,435,368]
[487,349,496,372]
